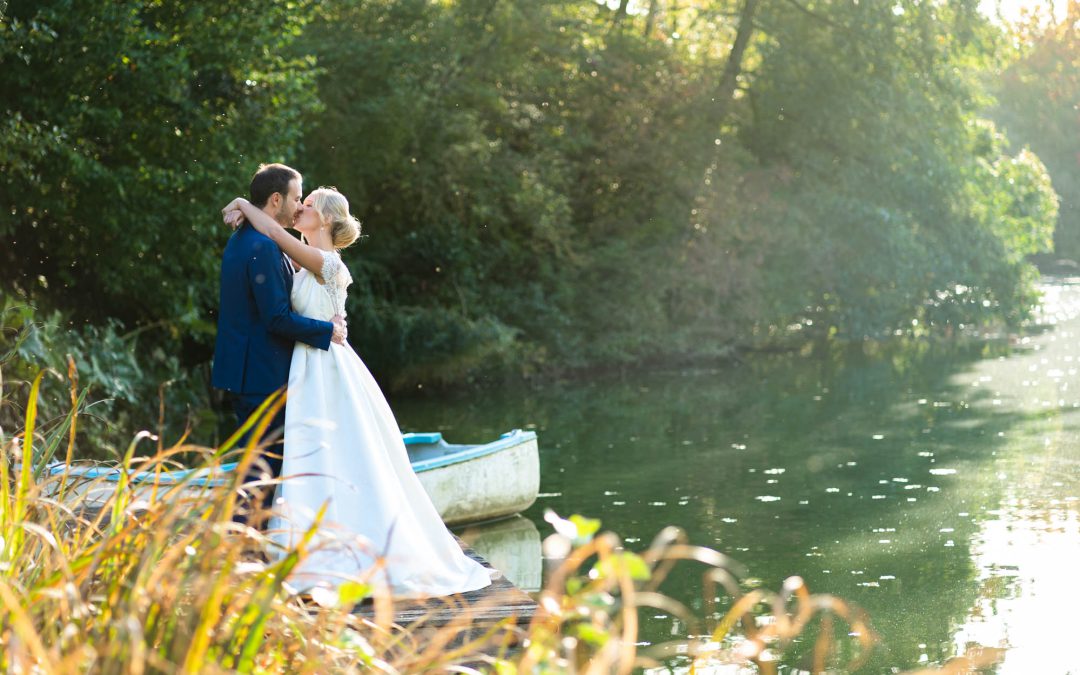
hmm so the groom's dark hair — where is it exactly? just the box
[249,163,300,208]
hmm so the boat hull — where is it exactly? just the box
[414,435,539,526]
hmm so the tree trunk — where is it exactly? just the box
[709,0,759,128]
[644,0,659,36]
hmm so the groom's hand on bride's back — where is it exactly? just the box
[331,315,347,345]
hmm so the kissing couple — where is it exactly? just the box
[211,163,491,599]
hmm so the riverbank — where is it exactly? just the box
[0,275,1051,461]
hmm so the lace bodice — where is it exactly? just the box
[319,249,352,316]
[291,249,352,322]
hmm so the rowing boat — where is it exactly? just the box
[42,429,540,525]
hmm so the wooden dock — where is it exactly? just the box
[353,539,539,628]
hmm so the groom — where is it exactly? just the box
[212,162,346,527]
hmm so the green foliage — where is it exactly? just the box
[357,303,526,390]
[296,0,585,375]
[0,299,212,459]
[992,8,1080,259]
[295,1,762,372]
[294,0,1058,379]
[0,0,1066,414]
[0,0,320,331]
[736,0,1053,337]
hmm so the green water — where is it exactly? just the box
[393,280,1080,672]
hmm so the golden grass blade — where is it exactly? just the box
[702,566,743,622]
[904,646,1006,674]
[708,588,766,648]
[36,387,88,481]
[110,431,155,538]
[66,355,78,466]
[417,617,517,669]
[232,502,328,670]
[0,420,10,534]
[9,370,45,556]
[216,390,285,524]
[597,533,640,675]
[181,545,241,671]
[813,612,833,674]
[633,592,699,634]
[0,579,56,672]
[213,387,285,460]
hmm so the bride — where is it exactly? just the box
[222,188,492,599]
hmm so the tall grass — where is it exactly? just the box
[0,364,1003,673]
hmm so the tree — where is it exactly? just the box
[735,0,1054,335]
[0,0,320,343]
[993,1,1080,259]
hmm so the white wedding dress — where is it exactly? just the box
[267,250,492,598]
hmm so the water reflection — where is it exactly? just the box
[937,279,1080,673]
[455,515,542,592]
[394,279,1080,671]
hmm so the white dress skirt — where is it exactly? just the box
[267,250,492,598]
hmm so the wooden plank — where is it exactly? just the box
[353,539,539,627]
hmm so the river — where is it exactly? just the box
[393,279,1080,672]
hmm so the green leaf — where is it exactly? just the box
[592,552,651,583]
[574,622,611,647]
[336,581,372,607]
[569,514,601,543]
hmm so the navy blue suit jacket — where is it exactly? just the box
[211,223,333,395]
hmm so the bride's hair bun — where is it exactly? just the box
[309,187,361,250]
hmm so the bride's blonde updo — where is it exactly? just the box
[309,187,361,250]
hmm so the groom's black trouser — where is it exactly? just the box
[231,393,286,529]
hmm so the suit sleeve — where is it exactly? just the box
[247,243,333,351]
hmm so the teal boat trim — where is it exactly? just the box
[402,432,444,445]
[407,429,537,473]
[46,462,234,487]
